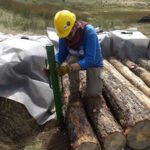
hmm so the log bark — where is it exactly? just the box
[109,57,150,98]
[83,95,126,150]
[66,99,101,150]
[104,60,150,109]
[136,58,150,72]
[103,59,150,150]
[123,59,150,87]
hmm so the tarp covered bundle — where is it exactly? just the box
[100,29,150,60]
[0,32,55,125]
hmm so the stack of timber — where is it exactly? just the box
[123,59,150,87]
[66,99,101,150]
[83,95,126,150]
[109,57,150,98]
[136,58,150,72]
[102,59,150,150]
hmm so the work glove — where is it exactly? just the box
[43,62,70,77]
[56,62,70,77]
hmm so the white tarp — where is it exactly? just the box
[0,32,55,125]
[100,29,150,60]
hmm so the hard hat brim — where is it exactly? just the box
[57,28,71,38]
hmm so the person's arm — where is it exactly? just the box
[78,27,97,69]
[55,38,69,64]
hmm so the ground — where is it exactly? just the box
[0,97,70,150]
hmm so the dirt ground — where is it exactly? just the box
[0,97,70,150]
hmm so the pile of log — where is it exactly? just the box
[136,58,150,72]
[64,58,150,150]
[103,59,150,150]
[83,95,126,150]
[123,59,150,87]
[109,57,150,97]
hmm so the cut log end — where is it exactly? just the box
[104,132,126,150]
[127,120,150,150]
[76,143,100,150]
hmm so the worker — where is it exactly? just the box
[54,10,103,100]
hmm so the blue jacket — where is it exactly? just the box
[56,24,103,70]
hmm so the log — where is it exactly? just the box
[83,95,126,150]
[104,60,150,109]
[109,57,150,98]
[103,59,150,150]
[123,60,150,87]
[136,58,150,72]
[66,99,101,150]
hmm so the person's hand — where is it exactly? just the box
[70,63,81,71]
[56,63,70,76]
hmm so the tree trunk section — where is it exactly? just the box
[104,60,150,109]
[66,99,101,150]
[136,58,150,72]
[83,95,126,150]
[109,57,150,98]
[123,60,150,87]
[102,59,150,150]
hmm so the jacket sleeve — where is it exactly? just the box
[55,38,69,64]
[78,28,97,69]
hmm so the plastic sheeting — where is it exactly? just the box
[0,32,55,125]
[100,29,150,60]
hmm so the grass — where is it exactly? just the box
[0,0,150,36]
[17,136,43,150]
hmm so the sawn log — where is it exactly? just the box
[123,59,150,87]
[102,59,150,150]
[136,58,150,72]
[83,95,126,150]
[109,57,150,98]
[66,99,101,150]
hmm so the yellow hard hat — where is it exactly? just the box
[54,10,76,38]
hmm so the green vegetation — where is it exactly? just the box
[0,0,150,36]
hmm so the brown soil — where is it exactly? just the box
[41,120,70,150]
[0,97,70,150]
